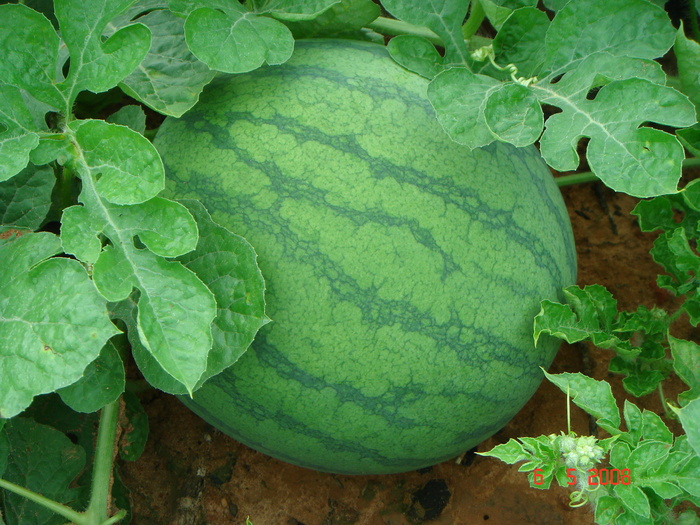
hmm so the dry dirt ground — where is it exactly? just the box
[120,180,695,525]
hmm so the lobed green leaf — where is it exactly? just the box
[543,370,621,431]
[284,0,380,38]
[252,0,341,21]
[56,339,125,413]
[427,67,500,149]
[128,201,269,394]
[0,85,41,183]
[184,2,294,74]
[492,6,549,78]
[0,164,54,229]
[2,418,86,525]
[674,398,700,458]
[542,0,675,78]
[70,119,164,205]
[116,9,217,118]
[484,82,543,147]
[477,439,528,464]
[380,0,471,65]
[534,69,695,198]
[675,24,700,111]
[387,35,444,79]
[106,105,147,134]
[0,231,119,419]
[0,4,64,109]
[54,0,151,103]
[93,246,215,393]
[480,1,539,32]
[669,336,700,403]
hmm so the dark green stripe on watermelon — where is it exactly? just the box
[156,39,577,475]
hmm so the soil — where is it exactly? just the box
[119,180,695,525]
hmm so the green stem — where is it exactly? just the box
[367,17,442,45]
[683,157,700,169]
[555,172,600,187]
[0,401,124,525]
[462,0,485,39]
[84,399,122,523]
[556,157,700,188]
[0,478,83,524]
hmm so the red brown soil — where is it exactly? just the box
[120,181,692,525]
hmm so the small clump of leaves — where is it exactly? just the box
[482,190,700,524]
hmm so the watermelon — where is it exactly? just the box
[155,39,577,475]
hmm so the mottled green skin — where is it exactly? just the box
[155,40,577,475]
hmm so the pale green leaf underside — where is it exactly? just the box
[543,370,621,430]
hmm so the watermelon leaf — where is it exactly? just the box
[543,371,621,432]
[541,0,674,77]
[175,200,270,386]
[118,201,270,395]
[491,6,549,79]
[427,67,500,149]
[56,119,217,393]
[0,4,64,110]
[0,165,55,230]
[380,0,471,66]
[669,336,700,404]
[672,399,700,458]
[479,0,538,32]
[536,284,673,398]
[250,0,341,21]
[0,85,41,183]
[0,229,119,419]
[69,120,164,205]
[54,0,151,104]
[283,0,381,39]
[675,24,700,111]
[183,1,294,73]
[2,418,86,525]
[386,35,445,79]
[114,9,217,118]
[56,339,126,414]
[424,0,696,198]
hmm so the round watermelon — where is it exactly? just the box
[155,39,577,475]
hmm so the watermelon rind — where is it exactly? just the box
[155,39,577,475]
